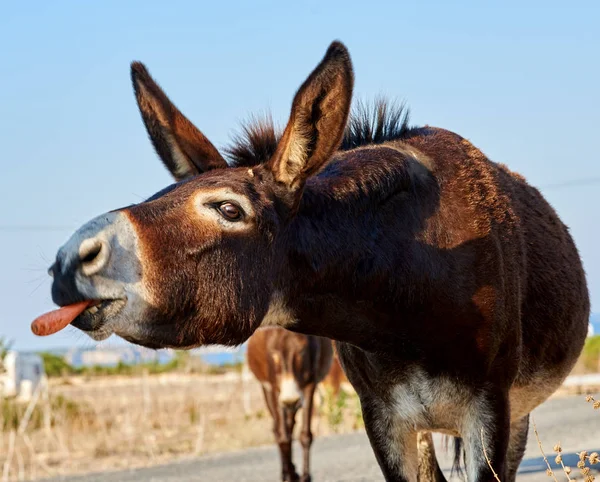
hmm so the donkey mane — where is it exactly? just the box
[224,99,411,168]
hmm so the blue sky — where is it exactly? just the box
[1,1,598,350]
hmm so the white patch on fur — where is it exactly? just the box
[366,366,568,481]
[378,368,567,481]
[279,375,302,406]
[389,369,469,436]
[260,292,297,329]
[370,369,474,481]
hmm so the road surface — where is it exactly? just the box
[44,394,599,481]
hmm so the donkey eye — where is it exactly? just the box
[217,202,243,221]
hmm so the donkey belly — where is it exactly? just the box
[508,371,567,422]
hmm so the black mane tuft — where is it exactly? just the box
[224,98,412,168]
[224,114,280,168]
[341,98,411,151]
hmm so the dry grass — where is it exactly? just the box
[487,397,600,482]
[0,370,361,481]
[1,348,598,481]
[533,418,600,482]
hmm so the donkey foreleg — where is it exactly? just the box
[299,382,317,482]
[361,397,420,482]
[461,390,510,482]
[504,415,529,482]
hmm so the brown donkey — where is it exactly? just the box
[247,327,332,482]
[44,41,589,481]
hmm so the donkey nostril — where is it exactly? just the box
[81,244,102,264]
[79,238,110,276]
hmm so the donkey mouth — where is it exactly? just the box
[71,299,127,334]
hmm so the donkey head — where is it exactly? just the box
[48,42,354,349]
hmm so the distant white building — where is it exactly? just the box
[64,345,174,367]
[0,351,45,401]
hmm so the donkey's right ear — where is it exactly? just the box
[131,62,228,181]
[265,42,353,198]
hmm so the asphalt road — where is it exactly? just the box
[44,394,599,482]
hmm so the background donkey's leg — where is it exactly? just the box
[280,405,299,481]
[417,432,447,482]
[504,415,529,482]
[263,387,297,482]
[300,382,317,482]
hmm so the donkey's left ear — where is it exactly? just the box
[266,42,353,196]
[131,62,228,181]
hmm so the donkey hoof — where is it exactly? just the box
[300,475,312,482]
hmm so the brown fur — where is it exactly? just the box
[247,327,333,482]
[50,41,589,482]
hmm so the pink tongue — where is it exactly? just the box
[31,301,93,336]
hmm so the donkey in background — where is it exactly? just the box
[44,41,589,482]
[247,327,332,482]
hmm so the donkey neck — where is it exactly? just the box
[272,143,441,352]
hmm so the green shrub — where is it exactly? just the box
[0,336,12,362]
[352,393,364,429]
[322,386,348,431]
[581,335,600,372]
[39,352,76,377]
[38,349,239,378]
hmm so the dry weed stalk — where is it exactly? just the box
[194,413,207,455]
[480,427,502,482]
[552,442,575,482]
[2,430,16,482]
[241,363,252,416]
[17,382,43,435]
[531,417,561,482]
[22,433,51,479]
[575,395,599,482]
[533,394,600,482]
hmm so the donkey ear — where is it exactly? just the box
[131,62,228,181]
[266,41,354,193]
